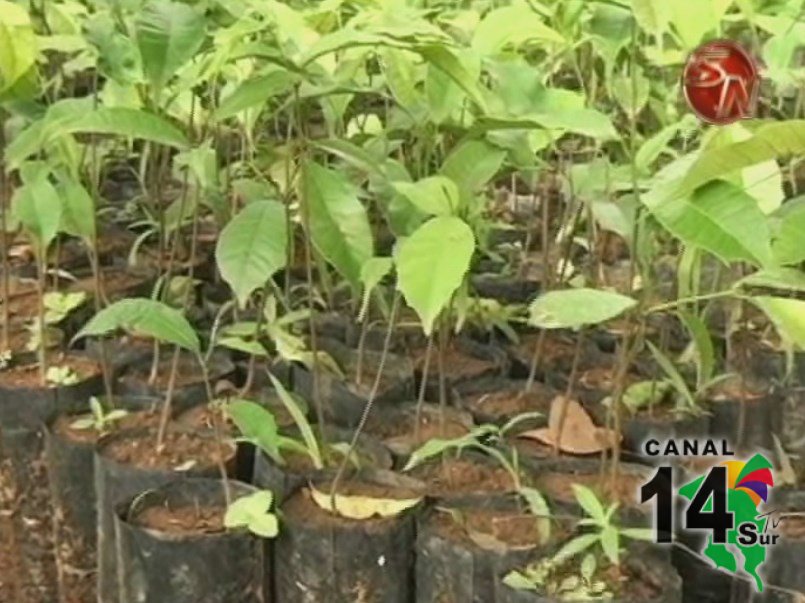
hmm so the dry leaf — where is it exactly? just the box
[517,396,620,455]
[309,485,422,520]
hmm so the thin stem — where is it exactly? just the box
[0,115,9,352]
[413,334,435,443]
[328,292,401,507]
[553,329,585,455]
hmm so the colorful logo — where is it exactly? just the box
[682,39,760,125]
[678,454,776,592]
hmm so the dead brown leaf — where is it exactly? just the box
[517,395,620,455]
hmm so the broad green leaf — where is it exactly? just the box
[630,0,670,35]
[645,180,774,268]
[217,336,268,357]
[74,298,200,353]
[228,400,282,462]
[11,174,62,252]
[476,109,618,141]
[528,288,636,330]
[772,202,805,265]
[136,0,205,91]
[440,140,506,193]
[396,216,475,335]
[310,483,421,519]
[0,0,36,92]
[609,68,650,117]
[737,268,805,294]
[268,373,322,469]
[215,70,298,119]
[224,490,278,537]
[620,528,656,541]
[301,161,373,290]
[635,115,698,174]
[414,44,488,112]
[392,176,459,217]
[752,297,805,350]
[571,484,607,524]
[358,257,393,322]
[472,3,563,55]
[58,178,96,242]
[683,120,805,192]
[313,139,385,179]
[215,201,287,307]
[380,48,421,111]
[621,380,672,412]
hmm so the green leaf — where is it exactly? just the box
[74,298,199,353]
[472,3,563,55]
[528,288,636,330]
[553,533,600,564]
[267,373,322,469]
[313,139,385,179]
[520,487,552,544]
[392,176,459,217]
[58,178,96,242]
[645,180,774,268]
[572,484,607,524]
[630,0,670,35]
[358,257,393,322]
[752,297,805,351]
[216,70,298,119]
[646,341,695,408]
[0,0,36,92]
[620,527,656,541]
[683,120,805,192]
[224,490,278,538]
[300,161,374,290]
[440,140,506,194]
[11,173,62,252]
[737,268,805,294]
[678,311,715,388]
[600,525,620,565]
[228,400,282,463]
[136,0,205,91]
[217,336,268,357]
[503,571,537,591]
[414,44,488,112]
[215,201,287,307]
[476,109,618,141]
[772,202,805,265]
[396,216,475,335]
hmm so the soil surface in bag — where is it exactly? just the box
[456,378,555,426]
[274,481,419,603]
[409,453,522,500]
[95,427,235,603]
[416,500,566,603]
[115,478,265,603]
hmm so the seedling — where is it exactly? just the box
[46,365,80,386]
[26,291,87,353]
[71,396,129,433]
[224,490,279,538]
[503,485,654,599]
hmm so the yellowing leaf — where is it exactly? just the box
[309,485,422,520]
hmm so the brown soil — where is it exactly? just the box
[780,515,805,539]
[120,353,207,390]
[367,407,471,451]
[413,345,496,381]
[600,559,661,600]
[53,408,161,445]
[512,332,583,370]
[102,427,235,471]
[412,457,518,498]
[579,366,640,393]
[0,355,100,389]
[709,375,769,402]
[70,269,149,299]
[510,436,567,460]
[133,504,226,535]
[537,470,647,509]
[431,507,561,549]
[178,404,235,435]
[467,387,553,421]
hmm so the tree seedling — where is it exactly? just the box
[224,490,279,538]
[71,396,129,433]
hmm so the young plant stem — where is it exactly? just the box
[200,359,231,506]
[0,118,9,352]
[328,292,401,506]
[525,330,547,392]
[553,328,585,454]
[240,281,271,396]
[437,308,450,435]
[413,334,435,443]
[36,254,47,385]
[355,311,372,387]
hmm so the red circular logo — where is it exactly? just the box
[682,40,760,125]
